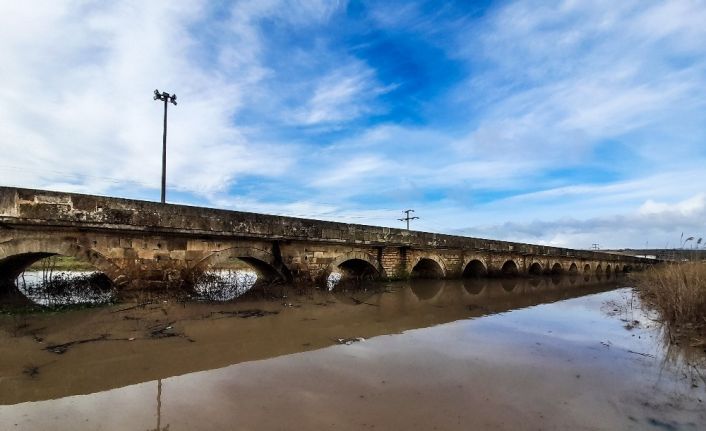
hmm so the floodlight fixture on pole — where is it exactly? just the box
[153,89,177,204]
[398,209,419,230]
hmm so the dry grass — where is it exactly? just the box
[634,262,706,329]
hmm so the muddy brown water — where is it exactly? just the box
[1,276,704,430]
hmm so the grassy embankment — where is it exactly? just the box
[634,262,706,339]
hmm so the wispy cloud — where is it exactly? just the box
[288,62,392,127]
[1,0,705,249]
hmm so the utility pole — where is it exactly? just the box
[591,243,600,250]
[153,89,177,203]
[398,209,419,230]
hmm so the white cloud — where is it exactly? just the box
[2,0,706,251]
[289,62,391,126]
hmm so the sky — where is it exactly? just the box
[1,0,705,250]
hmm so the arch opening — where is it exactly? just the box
[192,247,290,301]
[551,263,563,275]
[605,264,612,274]
[463,259,487,278]
[411,258,444,279]
[569,263,578,274]
[595,264,603,274]
[583,264,591,273]
[1,253,115,307]
[327,258,380,291]
[528,262,543,276]
[500,260,519,277]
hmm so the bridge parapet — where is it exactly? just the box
[0,187,647,262]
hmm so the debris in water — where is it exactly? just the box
[212,309,279,319]
[623,320,640,330]
[336,337,365,345]
[22,364,40,378]
[45,334,110,354]
[627,350,655,358]
[149,322,178,339]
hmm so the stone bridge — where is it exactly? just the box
[0,187,651,293]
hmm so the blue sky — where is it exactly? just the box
[1,0,705,249]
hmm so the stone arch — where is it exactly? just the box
[325,251,383,284]
[0,238,126,288]
[528,262,543,276]
[605,264,612,274]
[193,246,290,283]
[595,263,603,274]
[568,263,578,274]
[583,263,591,273]
[410,255,447,279]
[462,258,488,278]
[551,262,563,274]
[500,260,519,276]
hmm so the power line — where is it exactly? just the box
[398,209,419,230]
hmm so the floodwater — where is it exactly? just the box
[1,276,704,430]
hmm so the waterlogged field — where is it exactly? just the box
[0,275,704,430]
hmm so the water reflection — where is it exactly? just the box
[193,269,258,301]
[2,282,704,430]
[463,278,484,295]
[15,270,114,306]
[500,277,518,291]
[0,274,625,406]
[409,279,444,300]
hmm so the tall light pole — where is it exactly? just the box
[398,209,419,230]
[153,89,177,203]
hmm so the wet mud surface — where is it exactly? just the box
[1,276,704,430]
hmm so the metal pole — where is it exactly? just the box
[161,98,168,204]
[154,89,176,204]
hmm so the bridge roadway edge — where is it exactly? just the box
[0,187,652,291]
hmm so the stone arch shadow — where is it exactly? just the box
[324,251,384,286]
[499,259,519,276]
[192,246,291,284]
[528,261,544,276]
[0,238,127,289]
[409,255,447,279]
[462,257,489,278]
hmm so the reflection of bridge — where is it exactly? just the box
[0,187,651,293]
[0,276,618,405]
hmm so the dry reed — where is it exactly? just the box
[634,262,706,329]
